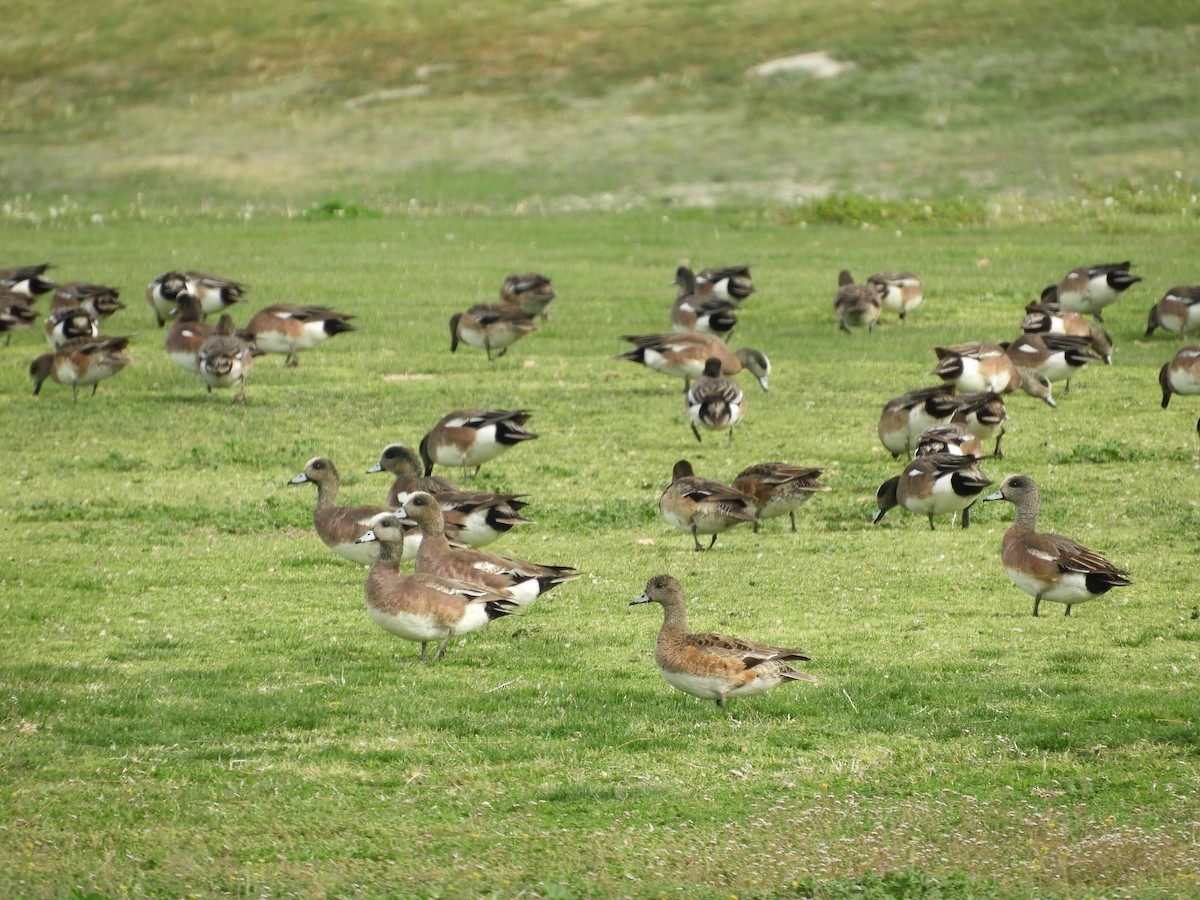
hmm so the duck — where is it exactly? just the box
[1005,332,1101,394]
[868,271,923,321]
[244,303,356,367]
[834,270,882,334]
[932,342,1056,406]
[983,474,1131,616]
[876,384,960,458]
[686,357,746,443]
[0,294,38,344]
[367,443,534,547]
[872,452,992,530]
[1043,261,1141,322]
[1145,286,1200,340]
[1159,344,1200,413]
[1021,301,1113,364]
[163,291,215,373]
[356,514,522,662]
[617,331,770,392]
[500,272,556,319]
[670,267,738,338]
[694,266,756,305]
[397,492,579,603]
[289,457,417,566]
[912,422,983,458]
[30,335,131,399]
[449,303,537,360]
[0,264,55,299]
[44,306,98,349]
[367,443,460,497]
[184,271,247,319]
[949,391,1009,457]
[197,313,254,404]
[630,574,816,707]
[146,271,189,327]
[659,459,757,551]
[419,409,538,479]
[731,463,829,532]
[50,282,125,319]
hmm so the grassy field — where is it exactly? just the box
[2,0,1199,896]
[3,1,1200,214]
[1,207,1198,897]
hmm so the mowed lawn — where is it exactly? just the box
[1,208,1198,897]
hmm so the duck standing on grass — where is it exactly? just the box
[631,574,816,707]
[658,459,757,551]
[983,474,1131,617]
[397,491,580,604]
[356,514,523,663]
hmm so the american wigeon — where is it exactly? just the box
[1159,344,1200,413]
[1005,332,1101,394]
[289,457,415,566]
[50,282,124,319]
[30,335,131,399]
[146,271,188,327]
[367,444,534,547]
[659,459,757,551]
[0,294,38,344]
[398,492,579,603]
[184,271,247,318]
[913,422,984,458]
[686,357,746,443]
[1145,286,1200,340]
[932,342,1056,406]
[198,313,254,405]
[163,292,214,373]
[630,574,816,707]
[834,270,882,333]
[868,271,923,321]
[695,265,756,305]
[983,474,1131,616]
[0,264,55,299]
[367,443,460,497]
[449,303,537,360]
[670,267,738,337]
[731,463,829,532]
[872,452,992,530]
[244,303,356,367]
[876,384,959,458]
[617,331,770,392]
[356,514,521,662]
[419,409,538,479]
[500,272,556,319]
[949,391,1009,457]
[1043,261,1141,322]
[44,306,98,349]
[1021,301,1113,364]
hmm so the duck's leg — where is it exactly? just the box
[418,642,428,663]
[433,633,453,660]
[790,511,797,533]
[706,533,718,551]
[961,504,971,529]
[1033,595,1042,617]
[691,423,703,443]
[1063,604,1072,617]
[285,347,299,368]
[927,515,936,531]
[690,525,704,552]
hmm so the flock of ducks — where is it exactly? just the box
[4,255,1199,707]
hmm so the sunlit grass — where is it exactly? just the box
[1,208,1198,896]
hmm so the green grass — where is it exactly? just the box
[3,1,1200,213]
[1,207,1198,897]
